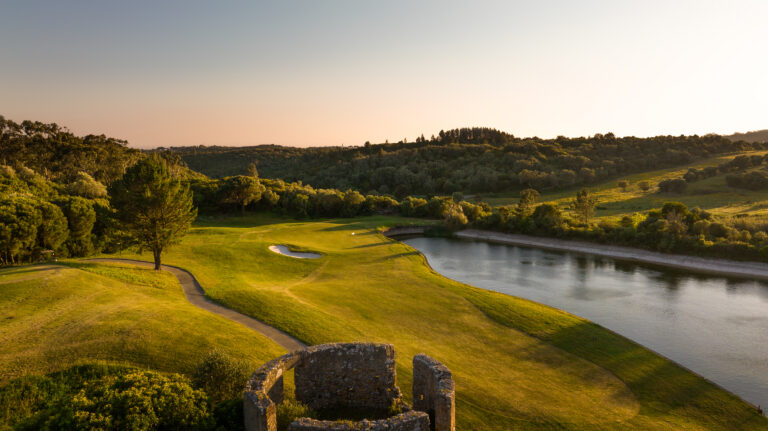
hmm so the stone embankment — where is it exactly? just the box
[455,229,768,281]
[244,343,454,431]
[381,226,431,237]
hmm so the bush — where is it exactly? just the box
[277,400,317,431]
[192,350,251,406]
[532,203,562,231]
[33,371,210,430]
[658,178,687,194]
[212,398,244,431]
[443,203,468,230]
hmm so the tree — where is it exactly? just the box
[36,200,68,253]
[517,188,540,215]
[262,189,280,207]
[618,180,629,192]
[67,171,107,198]
[638,181,651,192]
[220,175,265,214]
[341,190,365,217]
[110,155,197,270]
[0,197,40,264]
[247,162,259,178]
[532,203,562,230]
[571,188,598,225]
[61,196,96,257]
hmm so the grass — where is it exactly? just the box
[483,151,768,222]
[0,261,285,383]
[109,213,767,430]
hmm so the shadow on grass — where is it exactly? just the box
[351,242,390,249]
[377,251,420,261]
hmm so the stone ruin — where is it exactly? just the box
[244,343,455,431]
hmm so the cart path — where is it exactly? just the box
[85,258,306,352]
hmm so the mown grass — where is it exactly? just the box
[484,151,768,222]
[114,213,767,430]
[0,262,285,383]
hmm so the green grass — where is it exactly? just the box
[0,261,285,383]
[110,213,767,430]
[483,151,768,222]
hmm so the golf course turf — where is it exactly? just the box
[86,213,768,430]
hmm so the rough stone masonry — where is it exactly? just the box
[243,342,455,431]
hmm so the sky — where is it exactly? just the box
[1,0,767,149]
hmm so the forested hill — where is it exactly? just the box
[0,116,141,185]
[726,130,768,143]
[172,128,767,196]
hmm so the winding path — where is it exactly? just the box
[85,258,306,352]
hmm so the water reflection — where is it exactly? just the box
[403,236,768,410]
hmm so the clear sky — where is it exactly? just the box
[1,1,766,148]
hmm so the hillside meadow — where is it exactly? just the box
[105,214,766,430]
[0,262,285,382]
[483,150,768,221]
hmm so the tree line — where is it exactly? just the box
[4,117,768,268]
[656,153,768,193]
[172,128,768,197]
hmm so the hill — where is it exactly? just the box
[726,130,768,143]
[485,150,768,219]
[0,261,284,382]
[170,128,767,197]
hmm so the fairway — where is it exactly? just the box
[0,261,285,382]
[113,214,767,430]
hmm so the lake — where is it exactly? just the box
[403,236,768,410]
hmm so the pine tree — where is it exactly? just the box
[109,155,196,269]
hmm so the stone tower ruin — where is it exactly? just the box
[244,343,455,431]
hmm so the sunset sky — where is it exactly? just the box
[2,1,766,149]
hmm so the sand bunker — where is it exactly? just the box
[269,245,322,259]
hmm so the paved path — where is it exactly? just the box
[85,258,306,352]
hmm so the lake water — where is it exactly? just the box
[403,236,768,410]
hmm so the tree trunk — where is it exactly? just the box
[153,247,162,270]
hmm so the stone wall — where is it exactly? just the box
[412,354,455,431]
[288,411,430,431]
[244,344,454,431]
[381,226,430,237]
[244,352,302,431]
[295,343,401,410]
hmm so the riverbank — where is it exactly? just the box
[456,229,768,281]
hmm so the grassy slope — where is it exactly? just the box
[484,151,768,221]
[117,214,766,430]
[0,262,285,382]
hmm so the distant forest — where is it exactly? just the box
[172,128,768,197]
[725,129,768,144]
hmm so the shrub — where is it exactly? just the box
[618,180,629,191]
[192,350,251,406]
[708,222,729,239]
[277,400,317,431]
[443,203,468,230]
[34,371,210,430]
[532,203,562,231]
[212,398,244,431]
[658,178,687,193]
